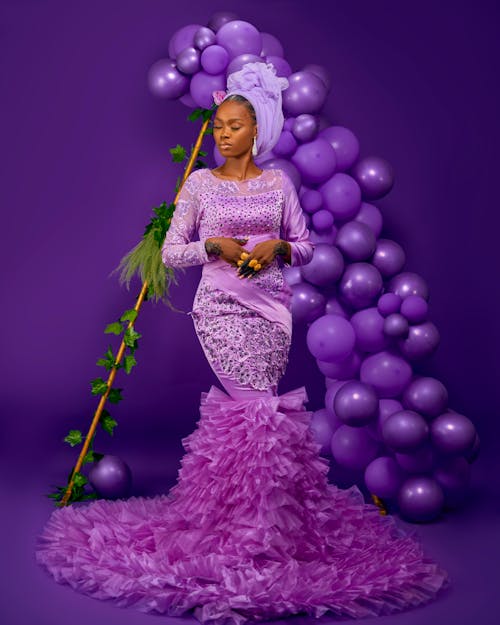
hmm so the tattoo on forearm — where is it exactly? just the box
[205,241,222,256]
[273,241,289,257]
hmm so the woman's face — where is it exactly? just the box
[212,100,257,158]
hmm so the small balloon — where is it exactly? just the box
[431,411,476,455]
[338,262,383,310]
[265,55,292,77]
[395,444,435,473]
[194,26,216,50]
[334,380,379,426]
[354,202,383,238]
[176,46,200,75]
[400,295,428,323]
[335,221,377,261]
[351,155,395,200]
[434,456,471,507]
[377,292,402,317]
[351,307,389,353]
[302,63,331,90]
[402,376,448,419]
[381,410,429,451]
[208,11,239,32]
[398,476,444,522]
[320,173,361,221]
[168,24,203,59]
[282,70,328,115]
[387,271,429,301]
[273,130,298,158]
[398,321,440,361]
[260,32,284,57]
[88,455,132,499]
[371,239,406,278]
[147,59,190,99]
[301,188,323,213]
[317,349,362,380]
[301,243,344,287]
[291,283,326,323]
[201,45,229,74]
[312,209,334,232]
[190,71,226,108]
[383,313,409,338]
[331,425,380,471]
[291,138,337,185]
[226,53,262,74]
[319,126,360,171]
[292,114,320,142]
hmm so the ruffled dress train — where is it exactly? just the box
[35,386,450,625]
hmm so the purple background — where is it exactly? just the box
[1,1,499,625]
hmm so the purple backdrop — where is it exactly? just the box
[1,1,499,625]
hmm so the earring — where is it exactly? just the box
[252,136,258,156]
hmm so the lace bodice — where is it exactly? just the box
[161,167,313,269]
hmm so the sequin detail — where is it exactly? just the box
[192,280,291,391]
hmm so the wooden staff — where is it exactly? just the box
[59,116,212,507]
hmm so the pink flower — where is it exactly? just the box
[212,90,227,105]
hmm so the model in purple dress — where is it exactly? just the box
[34,63,450,625]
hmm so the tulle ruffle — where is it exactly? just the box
[35,386,450,625]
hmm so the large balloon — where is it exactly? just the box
[381,410,429,451]
[260,32,284,58]
[360,350,413,398]
[320,173,361,221]
[176,46,200,75]
[200,45,229,74]
[88,455,132,499]
[168,24,203,59]
[402,376,448,418]
[282,70,328,115]
[334,380,379,426]
[351,155,395,200]
[398,476,444,522]
[190,71,226,108]
[338,262,383,309]
[335,221,376,261]
[365,457,406,499]
[148,59,190,99]
[371,239,406,277]
[387,271,429,301]
[398,322,440,360]
[216,20,262,59]
[291,138,337,185]
[292,114,320,143]
[227,53,262,74]
[430,411,476,455]
[319,126,360,171]
[306,314,356,363]
[331,425,380,471]
[291,283,325,323]
[301,243,344,287]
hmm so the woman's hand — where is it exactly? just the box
[237,239,291,278]
[205,237,249,267]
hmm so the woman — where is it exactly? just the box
[35,62,450,625]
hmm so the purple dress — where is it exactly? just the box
[34,168,450,625]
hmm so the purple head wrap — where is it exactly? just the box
[212,62,289,158]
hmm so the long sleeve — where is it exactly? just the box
[161,170,211,268]
[280,170,314,266]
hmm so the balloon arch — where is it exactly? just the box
[147,11,480,523]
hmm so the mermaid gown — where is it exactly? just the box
[34,168,450,624]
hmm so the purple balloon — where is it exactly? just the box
[351,307,389,352]
[301,188,323,213]
[312,209,334,232]
[387,271,429,301]
[377,292,402,316]
[317,349,362,379]
[360,350,413,398]
[334,380,379,426]
[339,262,383,309]
[176,46,200,75]
[331,425,380,471]
[307,314,356,363]
[383,313,409,338]
[168,24,203,59]
[365,456,406,499]
[354,202,383,238]
[310,408,335,454]
[325,295,349,317]
[395,444,436,473]
[194,26,216,51]
[208,11,238,32]
[261,158,301,189]
[282,70,328,115]
[465,433,480,463]
[320,173,362,221]
[273,130,298,157]
[179,92,197,108]
[377,398,404,440]
[226,53,262,75]
[292,114,320,142]
[320,126,360,171]
[265,55,292,77]
[260,32,284,58]
[190,71,226,108]
[325,380,348,416]
[301,243,344,287]
[431,411,476,455]
[282,265,302,286]
[216,20,262,59]
[309,229,337,246]
[336,221,376,261]
[382,410,429,451]
[88,455,132,499]
[351,155,395,200]
[201,45,229,74]
[398,476,444,522]
[147,59,190,99]
[400,294,428,323]
[283,117,295,131]
[371,239,406,278]
[398,321,440,360]
[302,63,331,90]
[402,376,448,418]
[291,283,326,323]
[434,456,471,507]
[291,138,337,185]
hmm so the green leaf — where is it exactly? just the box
[198,150,207,157]
[169,144,187,163]
[73,472,88,487]
[91,377,108,395]
[204,126,213,135]
[100,413,118,435]
[64,429,82,447]
[96,345,116,371]
[123,327,141,349]
[123,354,137,374]
[187,108,203,121]
[108,387,123,404]
[80,492,99,501]
[104,321,123,335]
[120,308,138,323]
